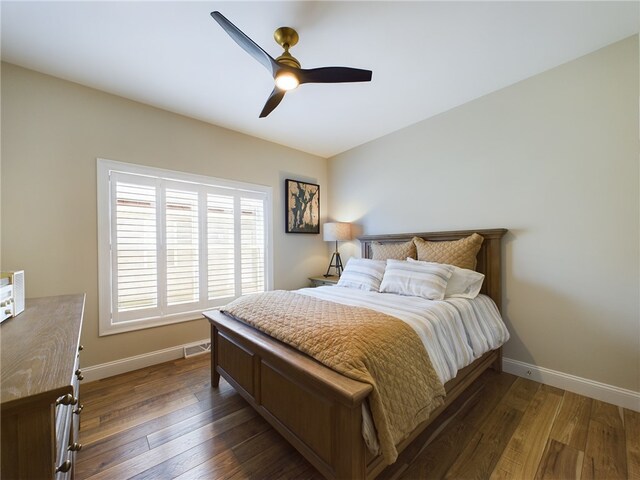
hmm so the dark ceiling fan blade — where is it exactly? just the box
[211,11,279,77]
[297,67,372,85]
[259,88,286,118]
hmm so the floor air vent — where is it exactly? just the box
[183,342,211,358]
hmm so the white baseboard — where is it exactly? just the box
[82,338,210,383]
[503,357,640,412]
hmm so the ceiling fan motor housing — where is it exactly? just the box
[274,27,301,68]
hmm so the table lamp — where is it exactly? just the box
[323,222,351,277]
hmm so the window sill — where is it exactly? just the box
[99,310,211,336]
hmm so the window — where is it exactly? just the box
[97,159,272,335]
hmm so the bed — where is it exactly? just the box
[203,228,508,479]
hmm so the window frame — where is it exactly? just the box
[97,158,273,336]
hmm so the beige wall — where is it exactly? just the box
[328,36,639,391]
[1,63,328,367]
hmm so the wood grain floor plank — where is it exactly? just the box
[80,393,200,445]
[549,391,592,451]
[82,355,210,397]
[75,436,150,480]
[455,370,517,429]
[625,408,640,480]
[540,384,565,396]
[193,381,235,403]
[224,429,316,480]
[78,379,236,462]
[129,416,271,480]
[146,395,246,449]
[79,416,101,431]
[490,386,563,479]
[96,380,210,425]
[582,419,627,480]
[535,439,584,480]
[400,419,478,480]
[443,406,521,479]
[225,451,318,480]
[86,407,256,480]
[443,376,540,479]
[77,396,245,477]
[590,399,625,430]
[83,369,210,421]
[188,380,234,405]
[501,376,541,412]
[173,450,243,480]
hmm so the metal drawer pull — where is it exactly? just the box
[78,344,84,351]
[75,369,84,381]
[68,442,83,452]
[56,460,72,473]
[56,394,75,406]
[73,404,84,415]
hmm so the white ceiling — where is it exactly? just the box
[1,1,638,158]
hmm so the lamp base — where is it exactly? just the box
[324,251,344,277]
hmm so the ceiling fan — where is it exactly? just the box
[211,11,373,118]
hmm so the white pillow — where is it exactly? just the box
[337,258,386,292]
[379,259,453,300]
[407,258,484,298]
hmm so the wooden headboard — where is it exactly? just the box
[359,229,508,311]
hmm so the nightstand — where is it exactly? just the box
[309,275,339,287]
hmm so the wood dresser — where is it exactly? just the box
[1,294,85,480]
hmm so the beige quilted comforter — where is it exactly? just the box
[222,290,446,463]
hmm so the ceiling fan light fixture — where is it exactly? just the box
[210,11,372,117]
[274,71,299,91]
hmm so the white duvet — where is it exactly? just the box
[296,285,510,453]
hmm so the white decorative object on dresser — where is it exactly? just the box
[1,294,85,479]
[1,270,25,320]
[0,280,13,323]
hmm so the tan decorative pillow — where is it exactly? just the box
[413,233,484,270]
[371,240,417,261]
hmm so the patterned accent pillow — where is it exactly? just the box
[379,259,454,300]
[407,258,484,298]
[337,258,386,292]
[413,233,484,270]
[371,240,417,261]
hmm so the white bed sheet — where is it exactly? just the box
[296,285,510,453]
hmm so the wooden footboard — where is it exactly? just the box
[207,310,372,479]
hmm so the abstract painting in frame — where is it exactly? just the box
[286,179,320,234]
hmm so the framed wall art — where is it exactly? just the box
[285,179,320,234]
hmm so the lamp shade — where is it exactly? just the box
[323,222,351,242]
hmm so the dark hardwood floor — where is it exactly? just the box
[77,354,639,479]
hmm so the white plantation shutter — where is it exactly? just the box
[113,179,159,314]
[98,160,272,335]
[207,194,235,299]
[165,188,199,306]
[241,197,265,295]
